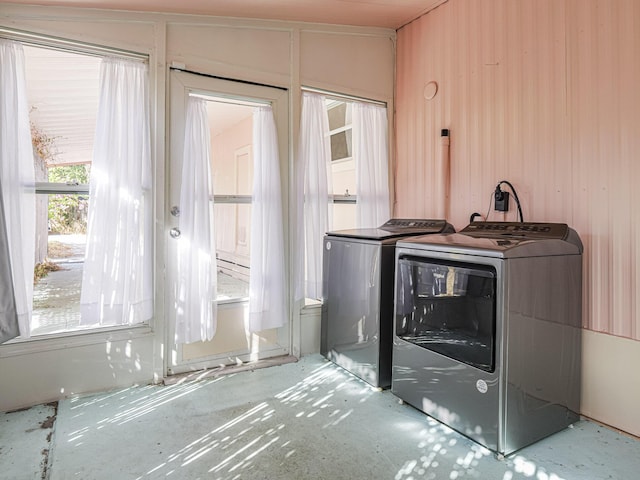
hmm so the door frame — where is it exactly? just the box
[166,69,291,375]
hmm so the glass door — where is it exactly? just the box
[167,70,290,375]
[395,256,497,372]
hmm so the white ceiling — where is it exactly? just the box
[25,45,101,166]
[3,0,446,29]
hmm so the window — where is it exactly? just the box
[2,35,151,339]
[27,45,99,336]
[206,99,255,304]
[327,101,352,162]
[298,90,390,302]
[326,99,356,231]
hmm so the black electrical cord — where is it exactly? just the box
[484,192,494,222]
[496,180,524,222]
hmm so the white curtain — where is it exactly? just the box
[249,105,286,332]
[0,182,19,344]
[80,57,153,326]
[174,97,217,344]
[295,92,332,301]
[0,39,35,340]
[352,102,390,228]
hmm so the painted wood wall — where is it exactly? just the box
[394,0,640,341]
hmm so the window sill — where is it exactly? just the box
[217,297,249,307]
[0,324,154,358]
[301,299,322,314]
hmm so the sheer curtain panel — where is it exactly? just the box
[0,182,19,343]
[352,102,390,228]
[295,92,332,301]
[174,97,217,344]
[249,105,286,332]
[0,39,35,340]
[80,58,153,326]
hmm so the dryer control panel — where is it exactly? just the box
[461,222,570,240]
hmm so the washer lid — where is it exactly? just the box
[326,218,452,241]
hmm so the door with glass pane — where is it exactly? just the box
[167,70,290,375]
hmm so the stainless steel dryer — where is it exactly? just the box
[321,219,454,389]
[392,222,583,455]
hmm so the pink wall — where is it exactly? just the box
[394,0,640,340]
[210,115,253,196]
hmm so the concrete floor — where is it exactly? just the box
[31,235,85,336]
[1,355,639,480]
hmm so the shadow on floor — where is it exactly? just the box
[1,355,639,480]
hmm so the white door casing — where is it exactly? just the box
[167,70,290,375]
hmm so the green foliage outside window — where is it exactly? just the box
[47,165,90,234]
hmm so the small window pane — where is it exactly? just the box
[33,194,87,336]
[330,130,352,161]
[327,102,347,131]
[207,100,254,304]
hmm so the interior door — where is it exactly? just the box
[167,69,290,375]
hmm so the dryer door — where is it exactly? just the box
[395,256,497,372]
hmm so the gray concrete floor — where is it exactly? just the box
[31,235,85,336]
[1,355,639,480]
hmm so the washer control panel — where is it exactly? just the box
[382,219,447,230]
[327,219,453,241]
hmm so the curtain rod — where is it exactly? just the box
[301,86,386,107]
[170,66,288,92]
[0,27,148,61]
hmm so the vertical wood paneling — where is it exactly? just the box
[567,0,640,337]
[395,0,640,341]
[627,0,640,340]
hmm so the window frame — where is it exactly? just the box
[302,86,387,210]
[1,28,152,344]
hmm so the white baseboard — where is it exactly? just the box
[300,303,322,356]
[581,330,640,437]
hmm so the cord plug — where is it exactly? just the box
[494,186,510,212]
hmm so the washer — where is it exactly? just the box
[321,219,454,389]
[392,221,583,455]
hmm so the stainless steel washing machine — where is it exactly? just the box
[321,219,454,389]
[392,221,583,455]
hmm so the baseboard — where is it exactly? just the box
[581,330,640,437]
[163,354,298,385]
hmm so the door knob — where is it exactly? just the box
[170,227,181,239]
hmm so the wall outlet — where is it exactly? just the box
[494,190,510,211]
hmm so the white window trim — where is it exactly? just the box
[0,324,154,358]
[0,26,147,61]
[35,182,90,194]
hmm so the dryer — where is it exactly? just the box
[392,222,583,455]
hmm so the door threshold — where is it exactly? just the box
[163,354,298,385]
